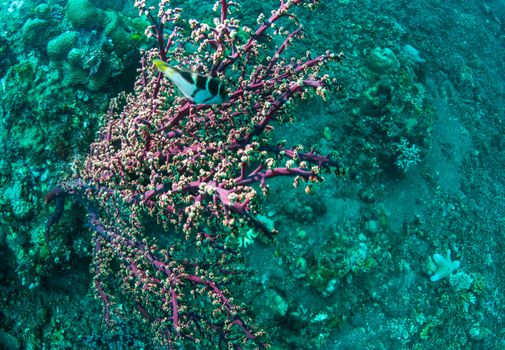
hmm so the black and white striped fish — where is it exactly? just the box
[153,59,229,105]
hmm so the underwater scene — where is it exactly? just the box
[0,0,504,349]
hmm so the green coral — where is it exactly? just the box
[47,31,78,61]
[359,81,392,113]
[63,48,88,87]
[361,47,400,80]
[62,62,87,86]
[105,14,134,57]
[12,60,37,83]
[66,0,106,29]
[66,47,86,67]
[3,180,32,220]
[104,12,148,57]
[34,3,52,20]
[87,61,112,91]
[21,18,51,45]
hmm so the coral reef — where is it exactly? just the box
[1,0,504,349]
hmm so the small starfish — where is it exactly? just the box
[430,250,460,282]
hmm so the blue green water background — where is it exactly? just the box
[0,0,504,349]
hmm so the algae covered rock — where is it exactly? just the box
[34,4,52,20]
[359,81,392,114]
[253,289,289,322]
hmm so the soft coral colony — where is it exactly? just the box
[45,0,343,348]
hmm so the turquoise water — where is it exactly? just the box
[0,0,504,349]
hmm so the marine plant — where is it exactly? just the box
[45,0,342,347]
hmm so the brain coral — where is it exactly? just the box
[63,62,87,86]
[66,0,105,29]
[47,31,78,61]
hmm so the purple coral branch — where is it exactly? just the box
[86,203,264,346]
[44,0,340,347]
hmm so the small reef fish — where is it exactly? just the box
[153,59,228,105]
